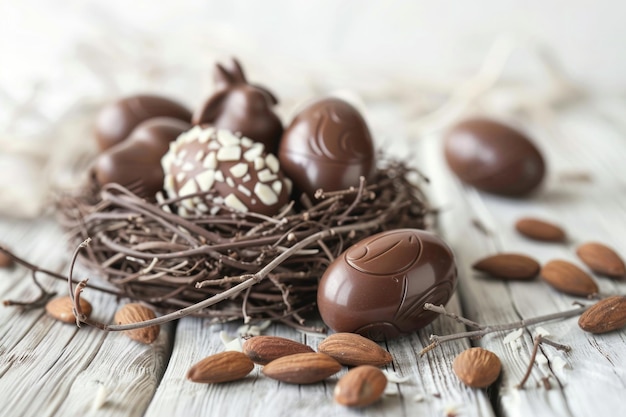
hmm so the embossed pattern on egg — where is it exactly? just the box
[161,126,292,217]
[317,229,457,341]
[278,97,375,199]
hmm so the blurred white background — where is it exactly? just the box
[0,0,624,216]
[2,0,626,110]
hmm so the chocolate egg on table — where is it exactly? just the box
[444,118,545,196]
[94,117,191,198]
[161,126,292,217]
[95,94,192,151]
[192,58,283,153]
[317,229,457,341]
[278,98,376,199]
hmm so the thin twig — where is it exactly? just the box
[516,335,570,389]
[0,244,120,297]
[423,303,484,329]
[420,305,588,356]
[2,270,57,308]
[517,336,543,389]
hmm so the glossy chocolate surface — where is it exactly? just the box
[317,229,457,341]
[192,59,283,152]
[444,118,545,196]
[161,127,291,217]
[278,97,375,199]
[95,95,191,151]
[94,117,190,198]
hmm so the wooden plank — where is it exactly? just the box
[424,98,626,417]
[0,217,174,417]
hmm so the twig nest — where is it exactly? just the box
[161,126,292,217]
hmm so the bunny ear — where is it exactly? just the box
[253,84,279,106]
[214,58,247,89]
[192,90,228,125]
[226,58,247,83]
[214,63,237,90]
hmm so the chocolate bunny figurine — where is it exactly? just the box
[192,58,283,152]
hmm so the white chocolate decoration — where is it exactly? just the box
[161,127,291,217]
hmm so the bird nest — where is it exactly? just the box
[57,158,431,329]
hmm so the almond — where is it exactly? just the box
[472,253,540,280]
[334,365,387,407]
[0,250,13,268]
[576,242,626,279]
[262,352,341,384]
[578,296,626,334]
[453,347,501,388]
[540,260,598,296]
[45,296,92,323]
[242,336,314,365]
[187,351,254,383]
[318,333,393,367]
[114,303,160,344]
[515,217,566,242]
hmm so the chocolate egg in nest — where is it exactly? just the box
[57,58,433,331]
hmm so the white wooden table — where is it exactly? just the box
[1,96,625,417]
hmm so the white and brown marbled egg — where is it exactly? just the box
[161,126,292,217]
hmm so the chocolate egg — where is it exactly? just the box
[444,118,545,196]
[93,117,191,198]
[95,94,192,151]
[161,126,292,217]
[278,98,375,199]
[317,229,457,341]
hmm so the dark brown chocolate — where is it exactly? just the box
[95,95,191,151]
[192,58,283,152]
[317,229,457,341]
[161,127,291,217]
[278,97,375,199]
[94,117,191,197]
[444,118,545,196]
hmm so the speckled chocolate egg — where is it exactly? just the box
[444,118,545,196]
[317,229,457,341]
[95,94,191,151]
[94,117,191,198]
[278,98,375,199]
[161,126,292,217]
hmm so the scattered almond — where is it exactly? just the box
[114,303,160,344]
[453,347,501,388]
[45,296,92,323]
[262,352,341,384]
[578,296,626,334]
[334,365,387,407]
[472,253,540,280]
[242,335,314,365]
[514,217,566,242]
[576,242,626,279]
[0,250,13,268]
[318,333,393,367]
[187,351,254,383]
[540,260,598,296]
